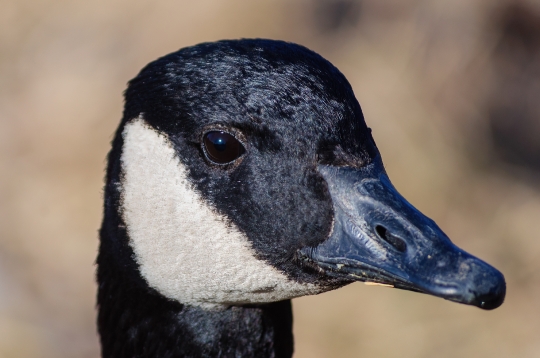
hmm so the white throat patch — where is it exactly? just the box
[120,117,323,308]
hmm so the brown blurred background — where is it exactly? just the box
[1,0,539,357]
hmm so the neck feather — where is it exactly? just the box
[97,226,294,358]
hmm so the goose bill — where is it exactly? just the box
[299,155,506,310]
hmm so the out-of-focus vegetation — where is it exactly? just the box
[1,1,539,357]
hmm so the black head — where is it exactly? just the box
[104,39,505,309]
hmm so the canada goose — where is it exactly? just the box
[97,39,505,358]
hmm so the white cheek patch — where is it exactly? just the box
[120,117,324,308]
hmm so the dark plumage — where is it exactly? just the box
[97,39,505,358]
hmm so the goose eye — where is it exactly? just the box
[203,131,245,164]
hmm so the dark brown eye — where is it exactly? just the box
[203,131,245,164]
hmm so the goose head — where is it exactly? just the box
[112,39,505,310]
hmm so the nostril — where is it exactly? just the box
[375,225,407,253]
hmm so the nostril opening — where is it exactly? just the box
[375,225,407,252]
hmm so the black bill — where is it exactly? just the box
[300,155,505,310]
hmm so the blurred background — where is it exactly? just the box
[1,0,539,357]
